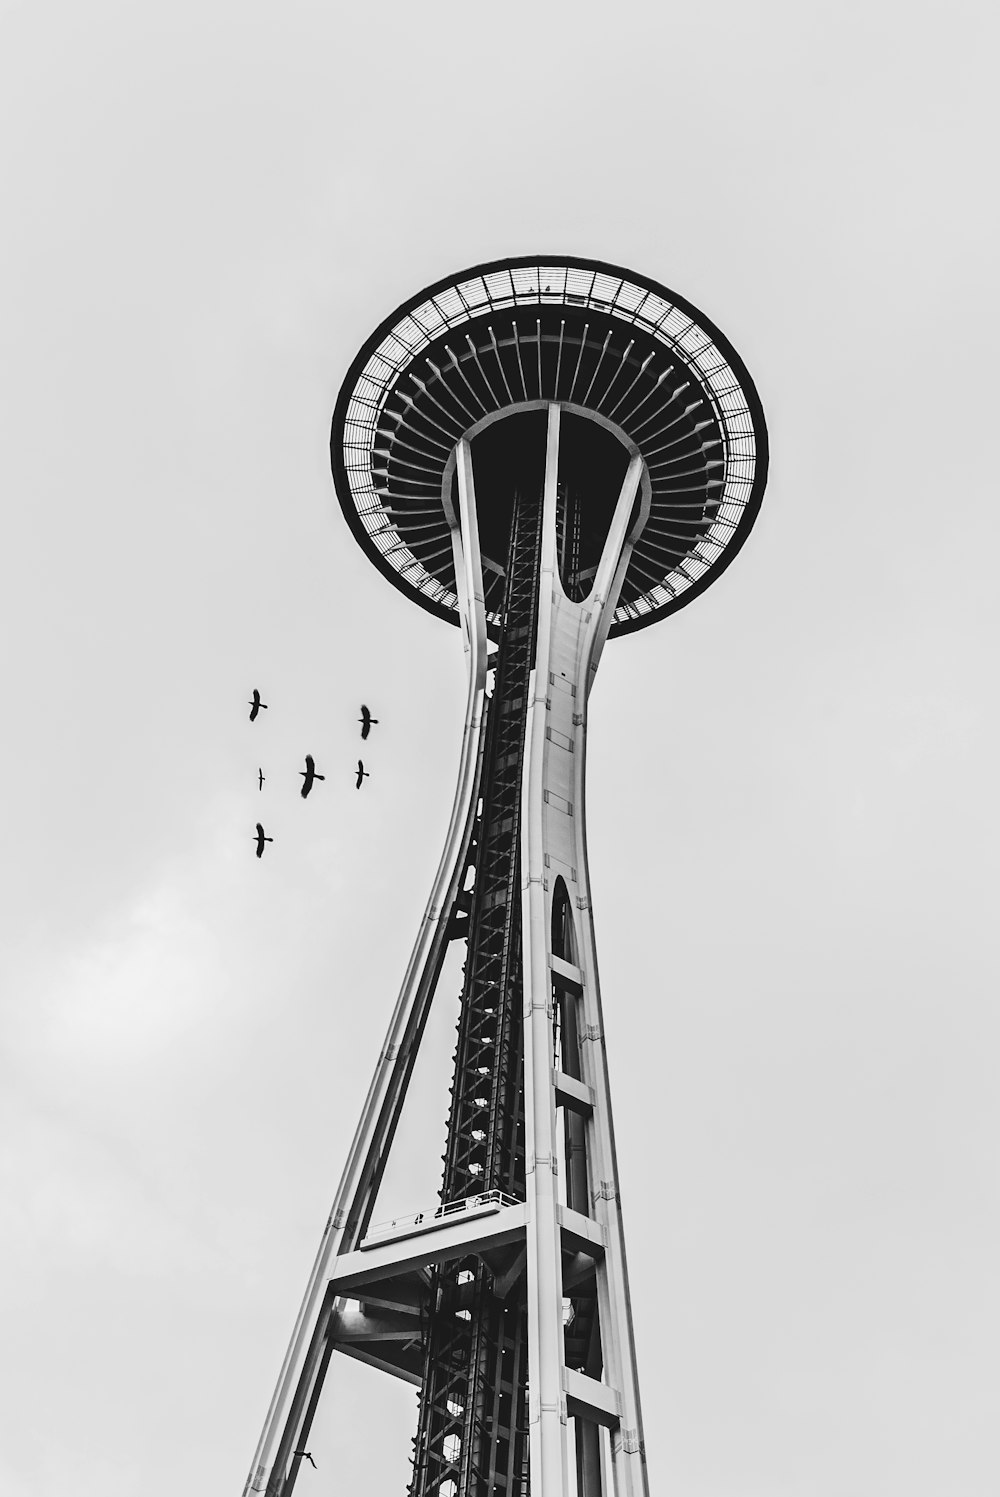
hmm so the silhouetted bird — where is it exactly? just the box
[254,823,273,858]
[258,768,265,791]
[300,754,325,798]
[293,1452,317,1470]
[355,760,369,789]
[249,689,268,722]
[359,704,379,740]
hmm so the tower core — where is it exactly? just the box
[244,256,768,1497]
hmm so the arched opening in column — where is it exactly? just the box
[551,878,589,1218]
[552,874,580,966]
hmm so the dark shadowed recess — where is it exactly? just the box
[462,412,630,604]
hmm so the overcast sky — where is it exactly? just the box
[1,3,997,1495]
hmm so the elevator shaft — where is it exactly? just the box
[409,489,544,1497]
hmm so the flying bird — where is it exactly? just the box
[258,768,265,791]
[355,759,369,789]
[359,704,379,740]
[253,823,273,858]
[299,754,325,798]
[249,689,268,722]
[293,1452,317,1470]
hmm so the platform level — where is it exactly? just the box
[325,1194,615,1435]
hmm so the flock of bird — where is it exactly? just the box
[248,690,379,858]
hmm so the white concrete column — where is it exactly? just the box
[522,402,572,1497]
[520,414,649,1497]
[569,459,649,1497]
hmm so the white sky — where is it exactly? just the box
[1,3,997,1494]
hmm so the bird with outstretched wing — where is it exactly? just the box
[355,760,369,789]
[359,704,379,740]
[249,689,268,722]
[253,823,273,858]
[300,754,325,798]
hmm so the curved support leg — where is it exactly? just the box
[243,442,489,1497]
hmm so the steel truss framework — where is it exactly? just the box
[244,260,766,1497]
[411,485,541,1497]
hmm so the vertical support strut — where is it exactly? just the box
[521,403,572,1497]
[518,411,649,1497]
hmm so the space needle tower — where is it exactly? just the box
[244,256,768,1497]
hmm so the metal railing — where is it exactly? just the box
[363,1189,521,1244]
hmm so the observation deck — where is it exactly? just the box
[331,255,767,636]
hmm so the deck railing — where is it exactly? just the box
[362,1190,521,1246]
